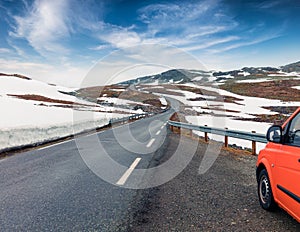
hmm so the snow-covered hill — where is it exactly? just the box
[0,74,138,152]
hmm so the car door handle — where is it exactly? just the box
[298,159,300,163]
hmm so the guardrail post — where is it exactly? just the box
[224,127,228,147]
[190,129,193,138]
[252,131,256,155]
[174,126,178,133]
[204,125,208,142]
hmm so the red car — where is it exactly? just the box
[256,107,300,223]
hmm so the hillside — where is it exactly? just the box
[0,73,151,152]
[281,61,300,72]
[1,60,300,153]
[116,61,300,86]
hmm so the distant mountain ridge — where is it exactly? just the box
[119,69,203,85]
[281,61,300,72]
[1,60,299,86]
[118,60,300,85]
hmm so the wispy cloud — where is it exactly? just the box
[97,25,142,49]
[208,32,283,54]
[0,48,12,53]
[184,36,240,52]
[133,0,242,53]
[9,0,70,57]
[257,0,282,9]
[138,0,235,40]
[89,44,111,51]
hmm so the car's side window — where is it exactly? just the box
[287,113,300,146]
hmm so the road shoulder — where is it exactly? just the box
[127,133,300,231]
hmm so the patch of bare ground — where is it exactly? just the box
[263,106,298,115]
[75,85,124,99]
[200,106,240,113]
[232,106,298,125]
[140,86,185,96]
[220,79,300,101]
[8,94,96,107]
[169,112,188,123]
[0,73,31,80]
[187,96,244,105]
[174,84,219,96]
[233,114,288,125]
[76,85,168,113]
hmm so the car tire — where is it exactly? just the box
[258,169,277,211]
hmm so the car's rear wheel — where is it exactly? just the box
[258,169,277,211]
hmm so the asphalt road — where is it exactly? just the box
[0,109,173,231]
[0,107,299,231]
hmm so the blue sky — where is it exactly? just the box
[0,0,300,86]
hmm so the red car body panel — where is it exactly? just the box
[257,107,300,223]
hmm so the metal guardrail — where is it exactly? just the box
[167,120,268,155]
[109,113,153,124]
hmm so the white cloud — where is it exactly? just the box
[134,0,240,54]
[90,44,111,51]
[0,48,12,53]
[183,36,240,52]
[208,32,283,54]
[10,0,70,56]
[138,0,233,39]
[98,26,142,49]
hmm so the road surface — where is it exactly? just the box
[0,109,299,231]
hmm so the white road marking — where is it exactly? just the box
[37,140,73,151]
[116,158,141,185]
[146,138,155,148]
[156,130,161,135]
[160,125,165,129]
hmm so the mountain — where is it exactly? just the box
[117,61,300,85]
[119,69,211,85]
[212,66,280,78]
[281,61,300,72]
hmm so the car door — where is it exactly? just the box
[275,112,300,217]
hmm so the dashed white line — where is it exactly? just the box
[160,125,165,129]
[156,130,161,135]
[116,158,141,185]
[37,140,73,151]
[146,138,155,148]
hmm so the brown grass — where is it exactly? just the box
[0,73,31,80]
[221,79,300,101]
[8,94,95,107]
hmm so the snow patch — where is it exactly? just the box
[236,78,272,83]
[159,97,167,106]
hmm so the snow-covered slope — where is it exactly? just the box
[0,74,130,152]
[138,81,300,153]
